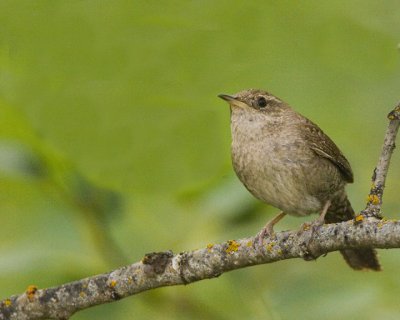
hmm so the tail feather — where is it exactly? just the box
[340,248,381,271]
[325,194,381,271]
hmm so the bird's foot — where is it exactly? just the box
[298,219,325,261]
[254,225,274,248]
[298,200,332,260]
[299,199,331,234]
[254,212,286,248]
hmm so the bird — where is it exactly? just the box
[218,89,380,271]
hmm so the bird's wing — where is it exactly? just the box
[302,120,354,183]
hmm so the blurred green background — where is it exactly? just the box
[1,1,400,319]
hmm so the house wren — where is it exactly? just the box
[219,89,380,271]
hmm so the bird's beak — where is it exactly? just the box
[218,94,236,102]
[218,94,248,109]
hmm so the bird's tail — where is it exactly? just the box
[325,194,381,271]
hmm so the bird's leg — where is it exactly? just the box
[255,211,286,247]
[301,199,332,231]
[315,199,331,226]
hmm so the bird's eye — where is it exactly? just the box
[256,96,267,109]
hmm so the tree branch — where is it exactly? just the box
[1,102,399,320]
[361,102,400,218]
[1,218,400,320]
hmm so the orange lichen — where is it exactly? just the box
[110,280,117,288]
[3,299,11,307]
[367,194,380,205]
[246,241,253,247]
[355,215,364,222]
[206,243,214,252]
[26,285,38,301]
[79,291,86,298]
[225,240,240,253]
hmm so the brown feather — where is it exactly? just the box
[302,121,354,183]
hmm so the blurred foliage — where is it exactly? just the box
[1,1,400,319]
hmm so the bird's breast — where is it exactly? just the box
[230,119,324,216]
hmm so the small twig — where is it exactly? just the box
[361,102,400,218]
[1,218,400,320]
